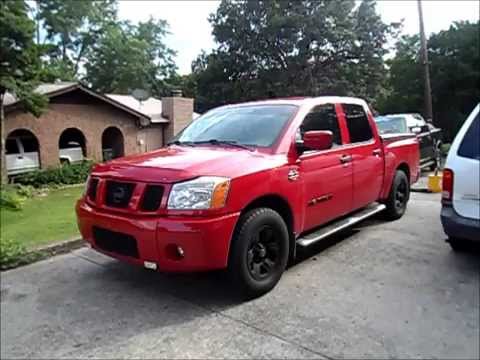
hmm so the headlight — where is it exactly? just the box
[167,176,230,210]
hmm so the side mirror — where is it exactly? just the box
[411,126,422,134]
[302,131,333,151]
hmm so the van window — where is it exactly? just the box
[458,113,479,160]
[299,104,342,146]
[342,104,373,143]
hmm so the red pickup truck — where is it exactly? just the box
[76,97,419,297]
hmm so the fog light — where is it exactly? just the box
[144,261,157,270]
[176,246,185,258]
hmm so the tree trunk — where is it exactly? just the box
[0,92,7,185]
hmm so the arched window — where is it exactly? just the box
[6,129,40,174]
[102,126,125,161]
[58,128,86,164]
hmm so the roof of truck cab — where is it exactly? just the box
[218,96,368,108]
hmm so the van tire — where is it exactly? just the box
[228,208,289,299]
[384,170,410,220]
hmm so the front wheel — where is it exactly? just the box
[384,170,410,220]
[228,208,289,298]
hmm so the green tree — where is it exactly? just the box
[37,0,117,80]
[194,0,398,110]
[84,18,176,97]
[378,35,423,114]
[380,21,479,140]
[0,0,47,184]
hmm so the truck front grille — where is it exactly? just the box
[141,185,164,211]
[87,178,99,202]
[105,181,135,208]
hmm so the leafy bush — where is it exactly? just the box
[14,160,94,187]
[0,237,27,270]
[0,187,25,211]
[15,184,35,198]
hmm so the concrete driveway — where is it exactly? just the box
[1,193,479,359]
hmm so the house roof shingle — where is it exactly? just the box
[4,82,200,124]
[105,94,169,123]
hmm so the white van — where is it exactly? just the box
[441,104,480,250]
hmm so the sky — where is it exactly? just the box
[117,0,480,75]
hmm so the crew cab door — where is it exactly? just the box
[297,103,353,231]
[340,103,384,210]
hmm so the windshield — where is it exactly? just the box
[175,104,298,147]
[375,116,408,134]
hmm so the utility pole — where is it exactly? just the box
[417,0,433,122]
[36,1,40,45]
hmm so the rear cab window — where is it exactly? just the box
[342,103,373,143]
[458,113,480,160]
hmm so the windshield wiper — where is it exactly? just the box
[167,140,195,147]
[192,139,254,151]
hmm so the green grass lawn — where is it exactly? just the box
[1,185,84,249]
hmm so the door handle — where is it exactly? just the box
[372,149,382,156]
[339,154,352,164]
[17,155,24,159]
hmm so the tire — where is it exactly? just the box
[448,237,469,252]
[384,170,410,220]
[228,208,289,298]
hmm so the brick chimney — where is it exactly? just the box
[162,90,194,142]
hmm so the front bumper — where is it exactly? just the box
[76,199,240,272]
[441,205,480,242]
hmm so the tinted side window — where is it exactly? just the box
[343,104,373,143]
[300,104,342,146]
[458,114,479,160]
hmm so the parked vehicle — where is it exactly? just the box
[375,113,442,170]
[5,136,40,175]
[77,97,420,297]
[59,141,84,165]
[441,104,480,250]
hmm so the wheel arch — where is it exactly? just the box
[396,162,410,181]
[381,161,411,201]
[235,194,297,264]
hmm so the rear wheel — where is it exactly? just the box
[384,170,410,220]
[228,208,289,298]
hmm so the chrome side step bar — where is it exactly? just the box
[296,203,386,247]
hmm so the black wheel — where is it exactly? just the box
[228,208,289,298]
[384,170,410,220]
[448,237,469,252]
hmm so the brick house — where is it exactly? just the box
[4,82,196,171]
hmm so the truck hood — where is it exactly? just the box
[92,146,286,183]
